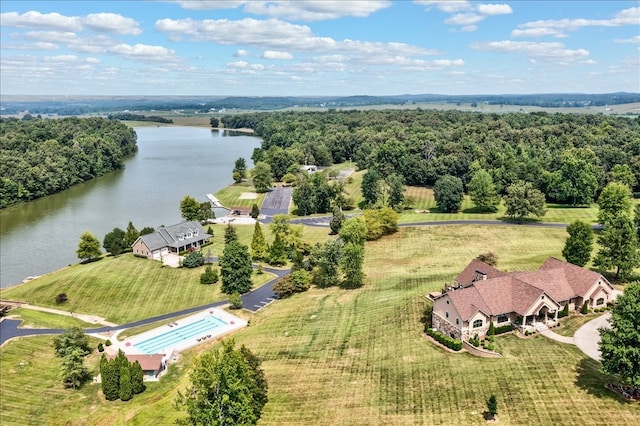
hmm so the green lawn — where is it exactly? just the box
[7,308,94,329]
[0,254,275,324]
[555,312,605,337]
[3,225,638,425]
[214,182,266,210]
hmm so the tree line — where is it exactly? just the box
[0,116,138,208]
[221,109,640,202]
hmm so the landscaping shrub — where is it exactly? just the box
[558,303,569,318]
[581,300,590,314]
[105,340,112,346]
[469,334,480,347]
[493,324,515,335]
[228,292,243,309]
[98,343,104,352]
[487,321,495,336]
[55,293,68,304]
[251,203,260,219]
[200,265,219,284]
[425,328,462,351]
[183,251,205,268]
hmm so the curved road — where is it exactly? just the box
[0,217,605,347]
[0,265,289,346]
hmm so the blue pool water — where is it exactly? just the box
[133,315,228,354]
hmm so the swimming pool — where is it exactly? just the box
[133,315,228,354]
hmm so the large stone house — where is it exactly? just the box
[430,258,615,341]
[131,221,211,260]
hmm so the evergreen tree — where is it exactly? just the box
[60,346,89,389]
[101,358,120,401]
[131,360,146,394]
[200,265,219,284]
[220,241,253,294]
[119,366,133,401]
[486,395,498,419]
[250,221,268,261]
[54,327,90,357]
[329,206,345,235]
[233,157,247,183]
[562,220,594,267]
[182,251,205,268]
[267,232,288,266]
[593,213,640,280]
[76,231,101,261]
[224,224,238,244]
[250,203,260,219]
[123,221,139,247]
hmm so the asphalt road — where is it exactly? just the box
[0,265,289,346]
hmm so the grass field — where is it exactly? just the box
[214,181,266,210]
[554,312,604,337]
[2,225,638,425]
[0,254,275,325]
[6,308,94,329]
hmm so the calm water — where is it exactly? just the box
[0,127,260,288]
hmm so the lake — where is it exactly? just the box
[0,126,260,288]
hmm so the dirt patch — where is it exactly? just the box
[239,192,258,200]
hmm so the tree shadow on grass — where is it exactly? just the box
[79,257,103,265]
[461,206,498,214]
[575,358,631,403]
[496,216,543,225]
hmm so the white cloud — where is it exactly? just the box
[0,11,81,31]
[226,60,265,71]
[433,58,464,66]
[614,35,640,44]
[156,17,435,57]
[262,50,293,60]
[85,57,101,64]
[471,40,590,65]
[107,43,178,62]
[235,49,249,57]
[43,54,78,62]
[514,7,640,38]
[417,1,511,30]
[167,0,391,21]
[83,13,142,35]
[1,41,59,51]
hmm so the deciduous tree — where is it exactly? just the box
[175,340,267,425]
[434,175,464,213]
[503,181,546,222]
[252,162,273,193]
[180,195,201,221]
[593,213,640,280]
[340,242,365,289]
[76,231,101,261]
[597,182,633,226]
[103,227,126,256]
[599,281,640,387]
[361,169,381,207]
[562,220,594,267]
[468,169,500,212]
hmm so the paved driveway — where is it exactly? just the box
[574,312,611,361]
[260,187,292,218]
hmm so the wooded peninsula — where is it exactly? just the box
[0,117,138,208]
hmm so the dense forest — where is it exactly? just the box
[0,117,137,208]
[106,113,173,124]
[222,109,640,199]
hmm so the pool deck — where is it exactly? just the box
[118,308,247,356]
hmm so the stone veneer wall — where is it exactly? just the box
[432,314,461,340]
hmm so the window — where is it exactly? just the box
[497,314,509,323]
[445,312,449,319]
[596,298,604,306]
[456,318,459,325]
[473,319,483,328]
[194,229,199,236]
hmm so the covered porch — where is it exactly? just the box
[515,300,560,333]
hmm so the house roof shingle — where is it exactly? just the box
[134,221,210,251]
[455,259,507,286]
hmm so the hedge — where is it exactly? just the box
[425,328,462,351]
[494,324,515,335]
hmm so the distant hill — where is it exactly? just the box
[1,93,639,115]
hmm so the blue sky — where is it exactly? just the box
[1,1,638,96]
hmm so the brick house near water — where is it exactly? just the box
[430,257,615,341]
[131,221,211,260]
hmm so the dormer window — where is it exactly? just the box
[187,231,193,238]
[194,229,199,236]
[178,233,185,240]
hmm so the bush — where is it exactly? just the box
[581,300,590,314]
[558,303,569,318]
[200,265,219,284]
[493,324,515,335]
[469,334,480,347]
[487,342,495,351]
[487,321,495,336]
[228,292,243,309]
[250,203,260,219]
[98,343,104,352]
[105,340,112,346]
[425,328,462,351]
[55,293,68,304]
[183,251,205,268]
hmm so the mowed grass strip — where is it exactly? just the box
[2,225,639,425]
[214,182,265,209]
[7,308,94,329]
[0,254,274,324]
[401,186,602,224]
